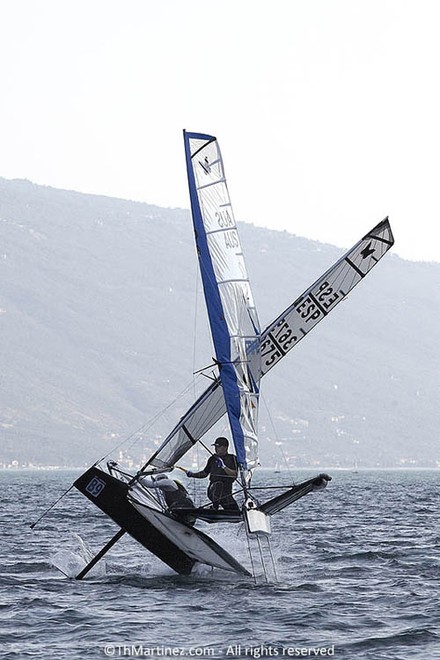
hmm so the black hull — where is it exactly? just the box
[74,467,330,577]
[74,467,251,576]
[259,474,332,515]
[74,467,196,575]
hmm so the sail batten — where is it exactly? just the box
[197,178,227,190]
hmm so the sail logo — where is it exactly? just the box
[199,156,211,174]
[361,241,375,259]
[86,476,106,498]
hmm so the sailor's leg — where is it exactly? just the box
[220,491,240,511]
[207,482,223,509]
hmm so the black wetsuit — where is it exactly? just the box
[202,454,239,511]
[164,483,195,511]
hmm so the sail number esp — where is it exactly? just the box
[297,281,341,323]
[260,281,342,371]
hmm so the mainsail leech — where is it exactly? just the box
[145,217,394,472]
[183,131,261,469]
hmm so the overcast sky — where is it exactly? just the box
[1,0,439,262]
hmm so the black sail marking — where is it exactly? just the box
[308,292,329,316]
[345,257,367,278]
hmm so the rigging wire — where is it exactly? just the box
[29,484,75,529]
[192,264,201,399]
[191,263,202,504]
[96,375,206,464]
[261,392,293,478]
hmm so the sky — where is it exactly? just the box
[0,0,439,263]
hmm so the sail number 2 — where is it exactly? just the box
[215,209,234,228]
[316,281,340,309]
[261,319,298,368]
[215,210,240,249]
[261,281,342,370]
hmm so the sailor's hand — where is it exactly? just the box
[215,458,225,469]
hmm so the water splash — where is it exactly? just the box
[50,533,104,578]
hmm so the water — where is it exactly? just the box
[1,469,439,659]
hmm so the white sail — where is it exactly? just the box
[260,218,394,370]
[145,217,394,472]
[183,131,261,469]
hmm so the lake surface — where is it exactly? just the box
[1,469,439,659]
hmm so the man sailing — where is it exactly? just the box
[185,437,240,511]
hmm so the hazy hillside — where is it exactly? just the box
[1,177,439,468]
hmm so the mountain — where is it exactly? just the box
[1,177,439,468]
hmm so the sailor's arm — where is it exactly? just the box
[186,469,208,479]
[139,476,179,491]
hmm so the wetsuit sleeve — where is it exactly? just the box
[189,457,212,479]
[140,476,178,491]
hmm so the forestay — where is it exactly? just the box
[144,218,393,472]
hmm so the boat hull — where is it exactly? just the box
[74,467,250,576]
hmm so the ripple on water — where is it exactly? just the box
[1,469,440,659]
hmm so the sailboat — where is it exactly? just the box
[71,131,394,579]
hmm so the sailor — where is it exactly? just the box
[185,437,240,511]
[140,473,195,519]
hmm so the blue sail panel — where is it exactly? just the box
[183,131,261,468]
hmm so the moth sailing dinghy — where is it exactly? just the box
[71,131,394,579]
